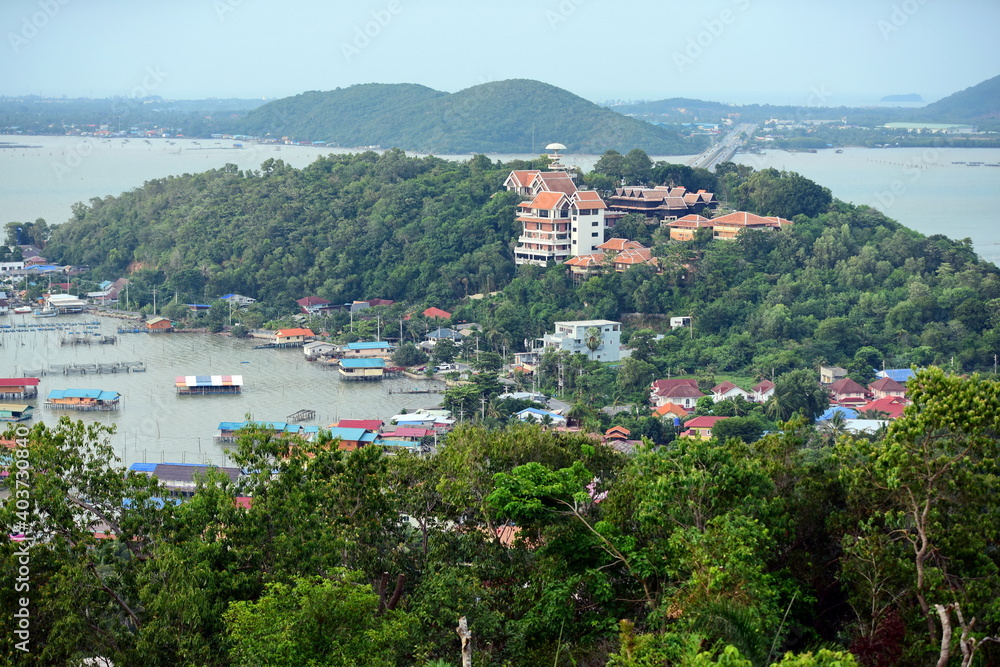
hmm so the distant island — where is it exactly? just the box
[880,93,924,102]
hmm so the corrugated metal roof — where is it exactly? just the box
[345,341,391,350]
[326,427,370,441]
[175,375,243,387]
[340,358,385,368]
[129,462,158,473]
[0,378,40,387]
[48,389,120,401]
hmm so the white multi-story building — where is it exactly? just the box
[538,319,622,362]
[512,184,607,267]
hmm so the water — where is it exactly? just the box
[733,147,1000,266]
[2,312,444,467]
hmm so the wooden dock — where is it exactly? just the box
[287,409,316,423]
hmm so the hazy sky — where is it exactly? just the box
[2,0,997,105]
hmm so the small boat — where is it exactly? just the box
[34,306,57,318]
[13,306,31,314]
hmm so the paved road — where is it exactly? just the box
[687,123,756,170]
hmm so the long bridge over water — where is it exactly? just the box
[686,123,757,170]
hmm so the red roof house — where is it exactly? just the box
[682,415,729,439]
[858,395,909,420]
[868,377,907,400]
[336,419,384,431]
[650,379,704,410]
[830,378,869,406]
[711,381,749,402]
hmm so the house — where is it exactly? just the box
[129,462,241,498]
[670,316,691,329]
[606,186,718,221]
[221,294,256,307]
[711,381,750,402]
[535,320,622,362]
[843,419,891,435]
[652,402,688,420]
[296,296,330,315]
[751,380,775,403]
[174,375,243,395]
[426,327,463,342]
[0,378,40,400]
[650,379,704,410]
[338,341,394,358]
[708,211,793,239]
[146,316,172,332]
[829,378,869,407]
[45,389,121,411]
[0,404,33,422]
[503,169,541,196]
[868,377,907,400]
[214,421,321,444]
[602,426,644,453]
[274,328,314,346]
[816,406,859,422]
[338,358,385,381]
[515,408,567,426]
[664,214,714,241]
[421,307,452,320]
[379,426,434,442]
[858,396,909,420]
[876,368,917,384]
[819,366,848,385]
[45,293,87,313]
[335,419,384,432]
[325,427,379,452]
[682,415,728,439]
[564,238,660,278]
[303,341,337,360]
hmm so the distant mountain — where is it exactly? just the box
[233,80,704,155]
[880,93,923,103]
[915,74,1000,123]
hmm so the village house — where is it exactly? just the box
[858,395,909,420]
[682,415,728,439]
[829,378,869,407]
[303,341,337,360]
[0,404,33,422]
[296,296,330,315]
[338,358,386,381]
[335,418,384,432]
[221,293,255,307]
[0,378,40,400]
[325,426,379,452]
[45,389,121,411]
[537,319,622,362]
[875,368,917,384]
[868,376,907,400]
[819,365,848,385]
[650,378,705,410]
[129,462,241,498]
[652,401,688,421]
[663,214,714,241]
[710,381,750,402]
[146,316,173,333]
[338,341,394,358]
[274,328,315,346]
[751,380,776,403]
[564,238,660,279]
[708,211,794,239]
[515,407,567,427]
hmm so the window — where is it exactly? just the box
[592,232,598,237]
[592,221,599,226]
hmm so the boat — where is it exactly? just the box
[33,306,57,318]
[13,306,31,314]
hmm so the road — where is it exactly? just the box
[686,123,757,170]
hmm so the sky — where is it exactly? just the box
[1,0,998,106]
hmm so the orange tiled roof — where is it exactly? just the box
[565,254,604,267]
[527,191,569,210]
[598,238,645,252]
[276,328,314,337]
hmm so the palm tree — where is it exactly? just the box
[585,326,601,360]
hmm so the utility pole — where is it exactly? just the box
[152,287,157,315]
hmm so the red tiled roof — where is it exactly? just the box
[422,307,452,320]
[276,328,314,337]
[711,211,793,228]
[684,415,728,429]
[533,172,578,195]
[527,191,569,211]
[652,378,700,395]
[661,384,705,399]
[752,380,775,392]
[565,254,604,267]
[830,378,867,395]
[296,296,330,307]
[506,170,540,187]
[858,396,909,419]
[712,381,741,394]
[598,238,645,252]
[868,377,906,393]
[652,402,687,417]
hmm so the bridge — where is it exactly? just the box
[686,123,757,170]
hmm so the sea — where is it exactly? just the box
[3,313,444,468]
[0,136,998,465]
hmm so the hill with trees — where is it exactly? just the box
[233,80,706,154]
[914,73,1000,128]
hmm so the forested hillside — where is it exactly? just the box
[234,80,705,154]
[44,150,1000,378]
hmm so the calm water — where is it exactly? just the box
[733,147,1000,265]
[2,312,444,467]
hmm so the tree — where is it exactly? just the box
[712,415,766,443]
[224,572,415,666]
[392,342,428,368]
[771,369,829,420]
[837,368,1000,663]
[432,338,458,365]
[584,326,602,360]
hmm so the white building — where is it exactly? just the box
[537,319,622,362]
[0,260,25,274]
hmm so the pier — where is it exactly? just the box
[22,361,145,376]
[287,409,316,423]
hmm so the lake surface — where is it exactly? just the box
[3,312,444,467]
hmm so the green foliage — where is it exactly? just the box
[224,572,415,666]
[392,342,428,368]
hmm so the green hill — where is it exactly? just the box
[915,73,1000,124]
[234,80,704,155]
